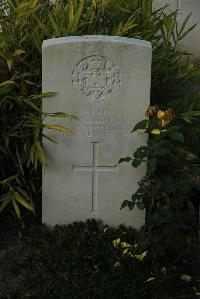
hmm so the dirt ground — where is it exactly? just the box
[0,220,24,299]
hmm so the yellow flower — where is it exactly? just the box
[161,118,169,127]
[112,238,121,248]
[121,242,131,248]
[145,106,158,118]
[157,110,165,119]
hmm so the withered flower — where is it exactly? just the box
[145,106,158,118]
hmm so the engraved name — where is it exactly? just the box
[54,107,140,138]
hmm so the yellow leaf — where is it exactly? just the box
[14,192,34,213]
[7,59,12,71]
[35,141,47,165]
[122,249,129,255]
[12,198,21,218]
[146,277,156,282]
[127,252,134,258]
[112,238,121,248]
[121,242,131,248]
[92,0,97,7]
[0,80,16,87]
[134,251,148,261]
[13,49,25,56]
[114,262,120,267]
[180,274,192,282]
[44,124,72,133]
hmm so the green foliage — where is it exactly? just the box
[3,220,198,298]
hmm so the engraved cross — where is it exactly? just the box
[73,142,118,213]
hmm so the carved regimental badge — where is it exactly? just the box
[72,56,121,101]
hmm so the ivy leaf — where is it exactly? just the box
[132,159,141,168]
[154,147,169,157]
[120,200,130,209]
[131,119,148,132]
[169,132,184,143]
[118,157,131,164]
[148,157,158,174]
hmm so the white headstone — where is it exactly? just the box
[42,36,152,228]
[154,0,200,59]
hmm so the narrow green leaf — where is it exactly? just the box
[0,196,11,213]
[14,192,34,212]
[12,198,21,218]
[132,159,141,168]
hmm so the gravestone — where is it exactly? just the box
[42,36,152,228]
[154,0,200,59]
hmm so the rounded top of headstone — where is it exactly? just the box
[42,35,152,48]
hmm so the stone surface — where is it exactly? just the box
[42,35,152,228]
[154,0,200,59]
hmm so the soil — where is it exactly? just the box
[0,220,24,299]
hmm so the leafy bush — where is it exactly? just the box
[4,220,199,299]
[120,104,200,257]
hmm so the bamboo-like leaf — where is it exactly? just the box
[22,99,41,112]
[13,49,25,56]
[67,0,74,34]
[35,141,47,165]
[45,112,79,120]
[0,196,11,213]
[44,124,72,133]
[178,13,192,38]
[0,80,17,87]
[7,59,12,71]
[30,92,55,100]
[14,191,34,212]
[42,133,58,144]
[92,0,97,8]
[73,0,84,31]
[49,13,61,36]
[178,23,198,41]
[12,198,21,218]
[0,175,18,185]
